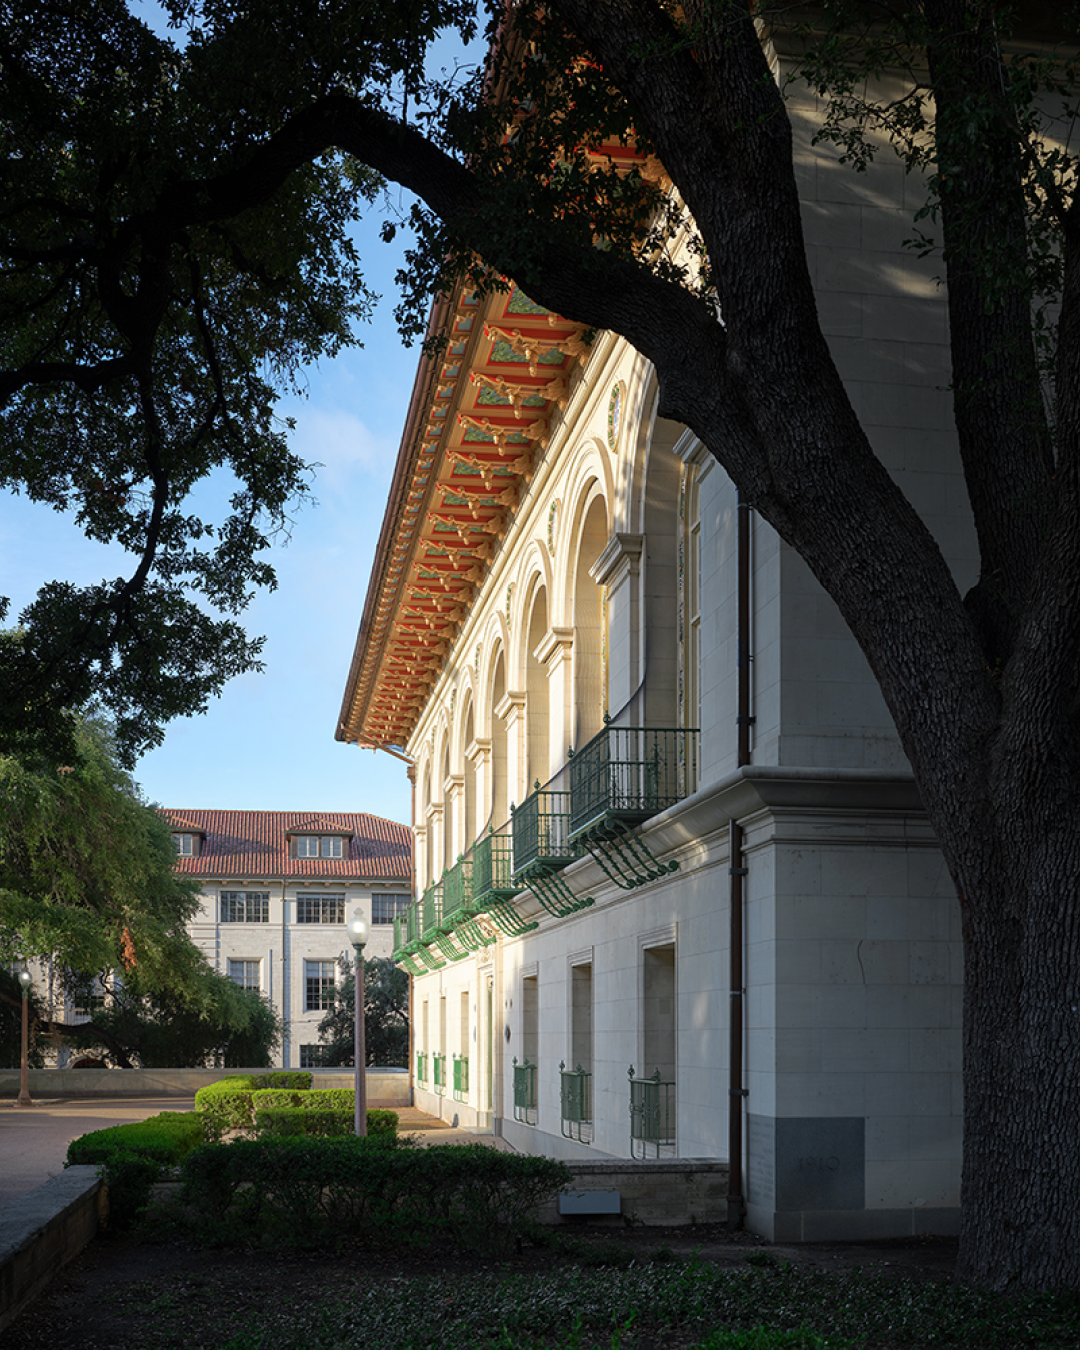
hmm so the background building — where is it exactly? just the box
[162,810,412,1068]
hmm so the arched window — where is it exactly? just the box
[490,651,508,827]
[573,493,608,749]
[525,585,549,789]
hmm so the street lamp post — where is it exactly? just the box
[15,968,33,1108]
[346,910,369,1136]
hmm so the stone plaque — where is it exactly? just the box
[775,1117,865,1211]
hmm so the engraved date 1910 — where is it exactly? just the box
[797,1156,841,1171]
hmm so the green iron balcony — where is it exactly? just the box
[512,787,580,877]
[420,881,444,941]
[416,1050,428,1084]
[442,857,474,927]
[433,1051,447,1097]
[472,827,524,907]
[570,724,700,838]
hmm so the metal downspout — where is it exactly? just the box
[728,494,752,1227]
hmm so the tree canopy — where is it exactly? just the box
[0,711,278,1066]
[0,0,379,765]
[317,954,409,1067]
[5,0,1080,1289]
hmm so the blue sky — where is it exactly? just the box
[1,134,433,830]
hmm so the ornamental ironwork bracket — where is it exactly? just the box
[433,931,470,962]
[454,916,499,951]
[580,817,679,890]
[481,898,539,937]
[520,863,594,918]
[395,952,427,977]
[413,943,447,971]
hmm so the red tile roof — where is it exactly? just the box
[160,810,413,882]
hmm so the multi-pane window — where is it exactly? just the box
[299,1044,330,1068]
[305,960,335,1011]
[372,893,411,924]
[296,894,345,924]
[294,836,344,859]
[221,891,270,923]
[173,833,195,856]
[228,959,260,990]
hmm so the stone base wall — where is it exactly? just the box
[0,1067,411,1105]
[0,1168,104,1335]
[537,1160,731,1227]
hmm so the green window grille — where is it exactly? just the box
[416,1050,428,1085]
[512,789,578,875]
[512,1056,537,1126]
[559,1061,592,1144]
[453,1053,469,1102]
[629,1066,676,1158]
[570,725,700,837]
[433,1051,447,1096]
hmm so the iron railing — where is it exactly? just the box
[629,1066,676,1158]
[421,882,444,940]
[433,1051,447,1096]
[559,1061,592,1144]
[512,789,578,875]
[443,858,474,926]
[570,726,700,837]
[453,1053,469,1102]
[513,1056,537,1125]
[472,827,523,905]
[416,1050,428,1085]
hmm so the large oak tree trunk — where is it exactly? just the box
[955,817,1080,1288]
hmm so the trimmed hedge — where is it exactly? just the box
[67,1111,206,1227]
[254,1106,398,1138]
[67,1111,206,1167]
[194,1072,314,1130]
[179,1136,571,1252]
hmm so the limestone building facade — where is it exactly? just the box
[337,73,973,1240]
[162,809,412,1068]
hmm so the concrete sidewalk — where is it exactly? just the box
[0,1097,505,1211]
[0,1096,196,1210]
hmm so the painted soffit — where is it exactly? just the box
[337,281,592,752]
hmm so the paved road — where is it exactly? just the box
[0,1097,504,1210]
[0,1096,197,1210]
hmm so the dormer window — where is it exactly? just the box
[173,833,197,857]
[293,835,344,859]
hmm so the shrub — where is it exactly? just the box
[67,1111,205,1167]
[179,1137,570,1252]
[194,1075,258,1129]
[255,1108,354,1138]
[252,1072,312,1091]
[253,1105,399,1139]
[195,1072,314,1132]
[67,1111,205,1228]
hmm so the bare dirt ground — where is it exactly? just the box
[4,1222,959,1350]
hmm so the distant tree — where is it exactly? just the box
[63,971,283,1069]
[0,711,277,1065]
[0,713,203,983]
[317,955,409,1067]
